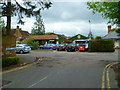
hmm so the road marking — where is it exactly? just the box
[28,76,47,88]
[101,62,119,89]
[0,62,36,75]
[102,63,111,89]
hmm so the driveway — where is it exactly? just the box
[2,50,119,88]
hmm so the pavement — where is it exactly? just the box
[1,49,120,88]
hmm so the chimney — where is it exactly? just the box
[108,25,111,33]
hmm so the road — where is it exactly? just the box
[2,50,119,88]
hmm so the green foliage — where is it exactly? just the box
[0,18,7,36]
[69,34,88,41]
[116,28,120,36]
[2,27,7,36]
[45,32,55,35]
[94,36,102,40]
[111,28,117,31]
[2,57,19,67]
[88,39,115,52]
[87,2,120,25]
[25,36,39,50]
[31,15,45,35]
[1,1,52,25]
[57,35,68,43]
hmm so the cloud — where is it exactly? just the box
[3,2,109,37]
[44,21,108,37]
[41,2,108,23]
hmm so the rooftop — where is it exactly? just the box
[32,35,58,40]
[103,31,120,39]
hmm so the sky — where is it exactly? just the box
[4,1,112,37]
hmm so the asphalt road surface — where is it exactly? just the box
[2,50,119,88]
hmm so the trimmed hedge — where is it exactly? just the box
[88,39,115,52]
[2,57,19,67]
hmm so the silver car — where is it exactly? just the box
[16,44,31,54]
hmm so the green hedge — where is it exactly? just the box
[88,39,115,52]
[2,57,19,67]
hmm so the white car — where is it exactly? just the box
[16,44,31,54]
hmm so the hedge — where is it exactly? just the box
[2,56,19,67]
[88,39,115,52]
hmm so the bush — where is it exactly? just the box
[95,36,102,40]
[88,39,115,52]
[30,41,39,50]
[24,36,39,50]
[2,56,19,67]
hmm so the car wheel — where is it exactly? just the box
[20,50,24,54]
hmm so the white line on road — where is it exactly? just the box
[28,76,48,88]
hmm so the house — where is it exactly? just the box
[32,35,59,45]
[10,26,29,43]
[103,25,120,48]
[68,34,88,42]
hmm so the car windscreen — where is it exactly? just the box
[67,44,76,46]
[59,44,65,46]
[23,44,29,47]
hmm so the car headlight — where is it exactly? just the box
[25,48,28,50]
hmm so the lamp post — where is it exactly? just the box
[88,20,93,39]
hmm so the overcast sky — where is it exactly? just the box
[9,2,111,37]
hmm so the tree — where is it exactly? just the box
[0,0,52,35]
[24,36,39,50]
[95,36,102,40]
[88,31,93,39]
[31,15,45,35]
[45,32,56,35]
[87,2,120,26]
[0,17,6,36]
[111,28,117,31]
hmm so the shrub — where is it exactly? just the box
[30,41,39,50]
[88,39,115,52]
[95,36,102,40]
[24,36,39,50]
[2,56,19,67]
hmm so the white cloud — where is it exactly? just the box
[44,21,108,37]
[10,17,35,33]
[61,12,73,20]
[2,2,109,37]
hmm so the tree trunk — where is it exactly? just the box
[6,1,11,35]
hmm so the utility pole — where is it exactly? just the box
[88,20,93,39]
[89,20,91,32]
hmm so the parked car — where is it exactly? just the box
[16,44,31,54]
[39,44,56,50]
[66,44,78,52]
[57,44,66,51]
[73,39,91,51]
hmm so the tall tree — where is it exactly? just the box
[0,0,52,35]
[31,15,45,35]
[87,2,120,26]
